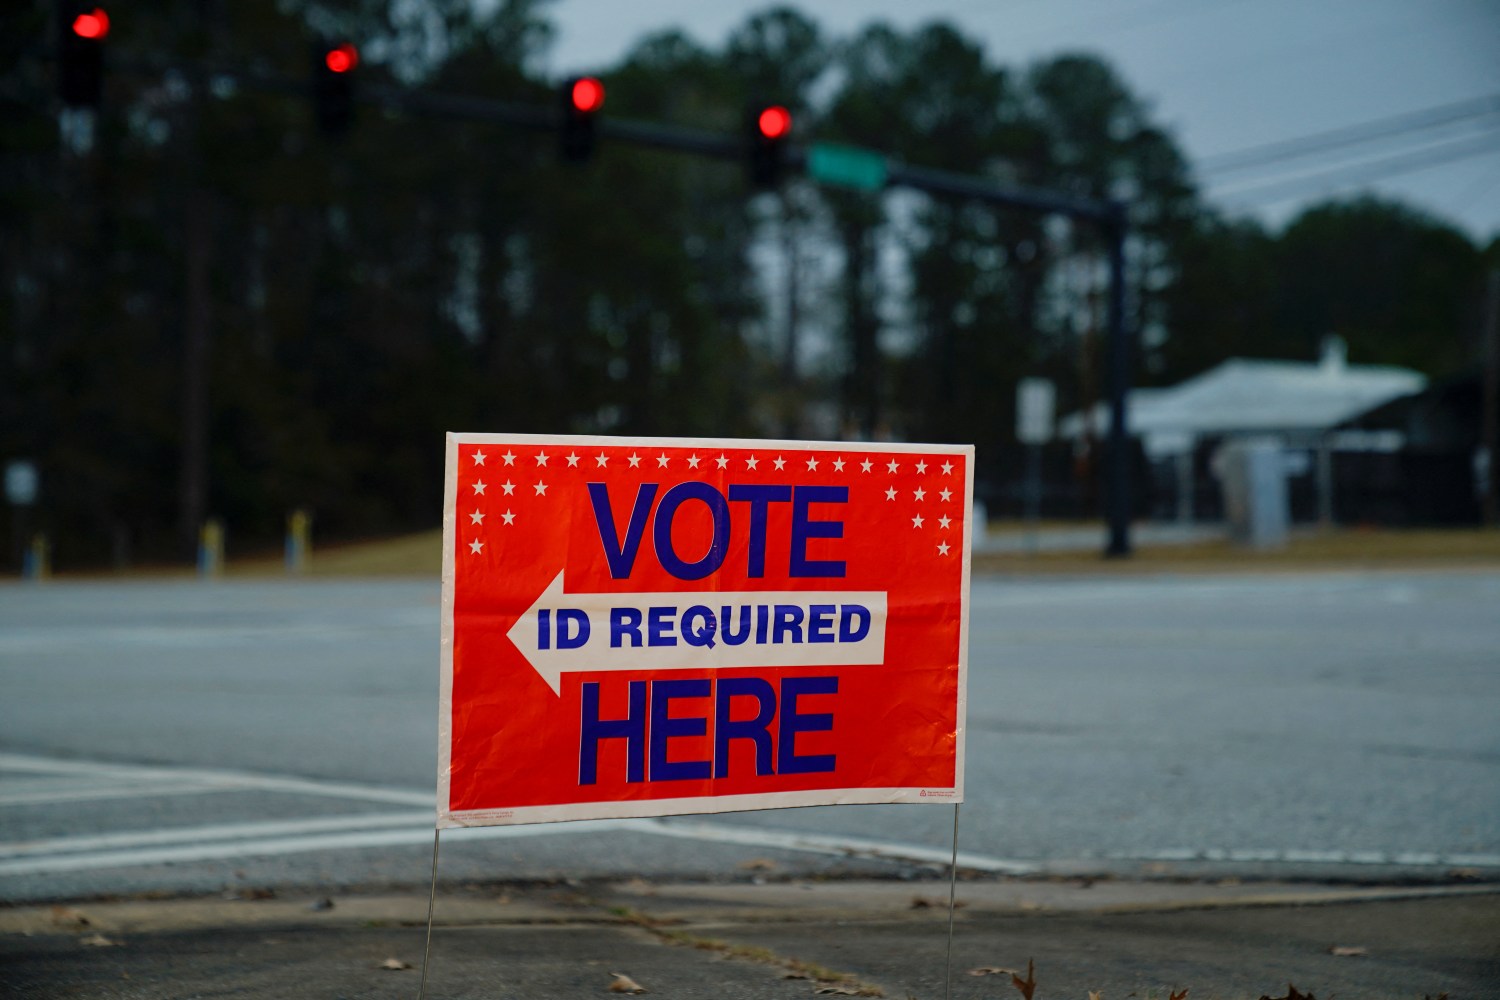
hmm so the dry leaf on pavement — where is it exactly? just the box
[49,905,91,928]
[608,971,647,993]
[1090,992,1104,1000]
[1329,945,1367,957]
[910,896,965,910]
[378,958,412,971]
[1259,986,1315,1000]
[737,858,778,871]
[1010,958,1036,1000]
[1169,990,1189,1000]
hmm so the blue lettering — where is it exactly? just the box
[653,482,730,580]
[648,606,677,646]
[589,483,657,579]
[557,608,590,649]
[727,484,792,577]
[808,604,836,643]
[681,605,717,648]
[579,681,647,785]
[778,676,838,775]
[650,679,711,781]
[720,605,751,646]
[839,604,871,643]
[772,604,804,643]
[580,676,842,783]
[610,607,643,648]
[790,486,847,578]
[714,676,777,778]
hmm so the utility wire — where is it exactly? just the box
[1200,91,1500,176]
[1215,127,1500,207]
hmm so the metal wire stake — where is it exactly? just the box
[944,803,961,1000]
[417,828,442,1000]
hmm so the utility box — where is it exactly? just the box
[1216,438,1289,548]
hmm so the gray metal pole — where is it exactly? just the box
[1482,268,1499,528]
[1104,204,1133,557]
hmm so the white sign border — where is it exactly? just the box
[437,432,972,828]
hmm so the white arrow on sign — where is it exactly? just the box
[506,572,888,695]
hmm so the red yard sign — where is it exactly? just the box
[438,434,972,827]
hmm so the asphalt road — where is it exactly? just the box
[3,569,1498,901]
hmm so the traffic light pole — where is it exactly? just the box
[881,161,1133,557]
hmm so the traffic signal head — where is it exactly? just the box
[559,76,605,162]
[58,4,109,108]
[312,38,359,137]
[747,103,792,188]
[323,42,359,74]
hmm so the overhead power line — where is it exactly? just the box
[1214,126,1500,208]
[1200,91,1500,176]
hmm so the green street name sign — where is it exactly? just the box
[807,143,888,192]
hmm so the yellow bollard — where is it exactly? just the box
[25,533,50,581]
[286,508,311,574]
[198,518,224,578]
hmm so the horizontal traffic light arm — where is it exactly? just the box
[96,52,1118,224]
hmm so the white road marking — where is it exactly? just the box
[0,753,431,807]
[0,821,628,876]
[0,811,434,859]
[0,782,234,807]
[2,754,1495,878]
[0,610,434,653]
[1106,847,1500,868]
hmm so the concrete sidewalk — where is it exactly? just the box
[4,878,1495,998]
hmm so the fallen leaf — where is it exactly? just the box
[1258,986,1315,1000]
[1011,958,1037,1000]
[378,958,412,971]
[1328,945,1367,957]
[737,858,778,871]
[1169,990,1189,1000]
[1090,992,1103,1000]
[80,933,119,947]
[608,971,647,994]
[910,896,965,910]
[226,887,275,900]
[49,905,91,928]
[967,966,1019,977]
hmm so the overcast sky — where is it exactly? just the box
[540,0,1500,242]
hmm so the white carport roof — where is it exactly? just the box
[1058,350,1425,451]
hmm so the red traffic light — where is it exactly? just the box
[71,7,110,40]
[324,42,359,74]
[570,77,605,114]
[757,105,791,140]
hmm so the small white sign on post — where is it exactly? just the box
[1016,378,1055,445]
[5,460,38,507]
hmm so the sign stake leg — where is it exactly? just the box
[417,828,442,1000]
[944,802,961,1000]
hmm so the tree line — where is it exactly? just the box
[3,0,1496,569]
